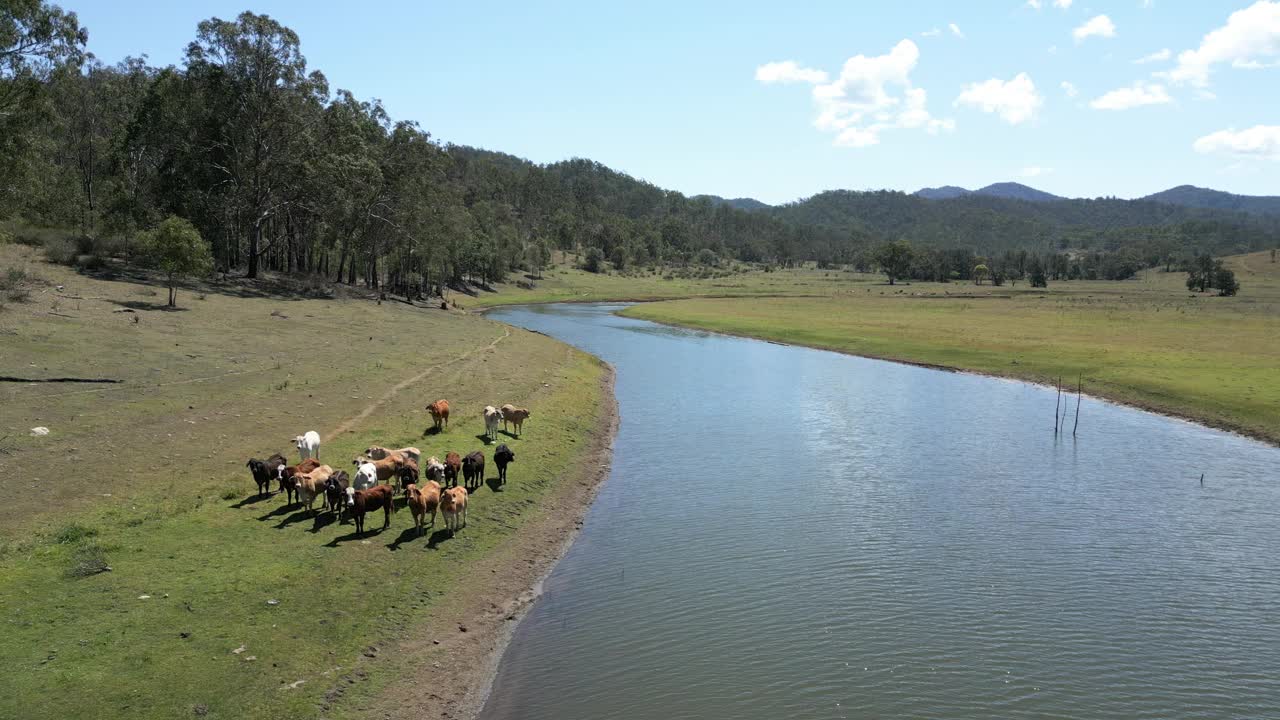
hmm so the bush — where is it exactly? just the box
[55,523,98,544]
[67,542,111,577]
[1215,267,1240,296]
[43,235,78,265]
[582,247,605,273]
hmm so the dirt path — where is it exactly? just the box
[328,326,511,438]
[337,364,618,720]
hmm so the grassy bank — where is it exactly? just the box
[466,262,874,308]
[620,252,1280,445]
[0,243,609,719]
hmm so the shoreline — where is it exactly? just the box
[623,309,1280,450]
[353,360,620,720]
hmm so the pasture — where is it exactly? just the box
[0,243,609,719]
[621,252,1280,445]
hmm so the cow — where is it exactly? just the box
[293,431,321,461]
[482,405,501,441]
[405,481,442,537]
[324,470,351,518]
[397,458,420,489]
[500,405,530,436]
[493,444,515,485]
[424,456,446,483]
[364,446,421,465]
[295,464,335,516]
[346,484,396,537]
[352,461,379,491]
[440,486,468,534]
[462,451,485,489]
[443,451,462,488]
[352,454,408,484]
[278,458,322,504]
[427,399,450,433]
[246,452,287,497]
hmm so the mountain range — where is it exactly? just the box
[700,184,1280,217]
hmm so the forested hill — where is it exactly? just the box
[1142,186,1280,217]
[1,4,1277,291]
[767,190,1280,257]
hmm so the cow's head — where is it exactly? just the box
[345,486,356,507]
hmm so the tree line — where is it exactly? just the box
[2,3,1273,296]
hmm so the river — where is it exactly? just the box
[480,302,1280,720]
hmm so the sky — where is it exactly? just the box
[68,1,1279,204]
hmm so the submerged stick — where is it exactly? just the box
[1054,376,1062,434]
[1200,473,1205,486]
[1072,376,1083,437]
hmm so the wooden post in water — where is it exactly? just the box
[1054,377,1062,434]
[1200,473,1205,486]
[1072,376,1083,437]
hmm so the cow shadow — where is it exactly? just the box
[325,525,389,547]
[422,426,444,437]
[425,528,455,549]
[230,493,275,509]
[307,512,338,534]
[273,508,318,529]
[386,525,429,551]
[484,477,504,493]
[475,433,492,445]
[498,430,519,439]
[257,502,299,521]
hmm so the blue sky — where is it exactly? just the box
[71,1,1279,204]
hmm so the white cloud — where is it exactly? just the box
[1021,166,1054,177]
[1053,0,1073,8]
[755,61,829,85]
[1073,15,1117,42]
[1141,0,1155,8]
[1161,1,1280,86]
[1060,80,1079,97]
[1193,125,1280,159]
[1088,81,1172,109]
[1134,48,1172,64]
[757,40,954,148]
[954,72,1044,124]
[949,23,964,38]
[1026,0,1043,7]
[921,27,942,37]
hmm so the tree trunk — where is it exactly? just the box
[168,274,176,307]
[248,222,261,279]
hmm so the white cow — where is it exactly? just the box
[352,461,378,491]
[293,430,321,461]
[483,406,501,441]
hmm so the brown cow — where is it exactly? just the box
[443,451,462,488]
[427,399,450,433]
[405,481,442,536]
[296,464,335,516]
[500,405,531,436]
[352,454,408,484]
[279,458,322,504]
[346,484,396,537]
[440,486,468,533]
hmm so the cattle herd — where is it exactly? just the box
[244,401,531,539]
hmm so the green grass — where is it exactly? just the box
[467,260,880,308]
[0,243,608,719]
[620,252,1280,445]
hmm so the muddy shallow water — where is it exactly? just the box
[481,302,1280,720]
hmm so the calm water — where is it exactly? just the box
[481,303,1280,720]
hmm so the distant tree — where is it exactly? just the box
[136,216,213,306]
[1029,257,1048,288]
[873,240,914,285]
[528,238,551,278]
[695,247,718,267]
[609,244,628,271]
[1215,266,1239,296]
[1185,253,1215,292]
[1272,247,1277,263]
[582,246,604,273]
[973,264,990,285]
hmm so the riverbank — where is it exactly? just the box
[0,242,616,719]
[620,282,1280,446]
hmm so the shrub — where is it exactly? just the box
[581,247,605,273]
[55,523,98,544]
[43,235,78,265]
[67,542,111,577]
